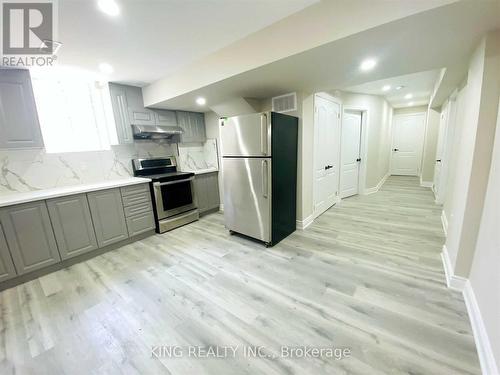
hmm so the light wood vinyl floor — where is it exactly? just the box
[0,176,480,374]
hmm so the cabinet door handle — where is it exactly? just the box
[262,160,268,198]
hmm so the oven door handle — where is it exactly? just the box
[153,177,194,187]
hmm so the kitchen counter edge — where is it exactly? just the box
[0,177,152,208]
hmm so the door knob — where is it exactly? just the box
[356,158,361,162]
[393,148,399,151]
[436,159,442,162]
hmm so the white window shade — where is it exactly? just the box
[32,71,118,153]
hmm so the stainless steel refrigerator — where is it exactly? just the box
[220,111,298,246]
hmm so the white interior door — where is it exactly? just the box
[391,113,425,176]
[313,94,341,218]
[340,111,362,198]
[435,96,457,204]
[433,104,449,196]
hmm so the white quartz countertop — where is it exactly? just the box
[0,177,151,208]
[181,168,218,175]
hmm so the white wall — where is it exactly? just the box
[444,31,500,277]
[437,31,500,374]
[468,98,500,372]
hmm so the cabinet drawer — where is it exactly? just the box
[124,201,153,218]
[126,212,155,237]
[121,191,151,207]
[121,183,149,197]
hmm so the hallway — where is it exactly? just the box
[0,177,480,374]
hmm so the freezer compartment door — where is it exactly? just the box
[223,157,271,243]
[220,112,271,156]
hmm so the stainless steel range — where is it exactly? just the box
[132,157,199,233]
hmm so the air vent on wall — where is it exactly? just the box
[272,92,297,113]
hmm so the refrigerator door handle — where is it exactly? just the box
[260,113,268,155]
[262,159,268,198]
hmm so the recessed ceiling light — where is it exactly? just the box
[408,101,414,106]
[396,86,404,90]
[98,0,120,16]
[360,58,377,72]
[99,62,114,75]
[196,97,206,106]
[405,93,413,99]
[382,85,391,92]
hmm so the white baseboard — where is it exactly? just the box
[362,173,389,195]
[463,281,500,375]
[442,246,499,374]
[362,186,378,195]
[421,180,433,188]
[441,245,467,291]
[296,214,314,230]
[441,210,448,237]
[219,204,224,212]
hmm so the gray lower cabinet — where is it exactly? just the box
[0,69,44,149]
[194,172,220,215]
[0,224,17,282]
[126,212,155,237]
[47,194,98,260]
[0,201,60,275]
[120,184,155,237]
[87,188,129,247]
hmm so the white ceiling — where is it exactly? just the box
[344,70,441,108]
[57,0,318,85]
[147,0,500,111]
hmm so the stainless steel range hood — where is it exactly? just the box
[132,124,184,139]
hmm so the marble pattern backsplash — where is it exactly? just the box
[177,139,219,172]
[0,140,176,194]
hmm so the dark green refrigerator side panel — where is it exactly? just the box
[271,112,298,245]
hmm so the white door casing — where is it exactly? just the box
[340,111,362,198]
[390,113,426,176]
[313,94,341,218]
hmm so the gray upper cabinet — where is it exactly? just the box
[0,201,60,275]
[0,224,17,282]
[128,107,156,126]
[155,110,177,126]
[0,69,44,149]
[47,194,98,260]
[177,111,206,143]
[87,188,129,247]
[109,83,133,144]
[109,83,178,138]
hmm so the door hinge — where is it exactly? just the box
[337,113,340,119]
